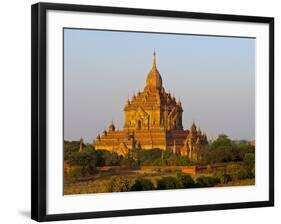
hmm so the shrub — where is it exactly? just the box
[236,167,254,180]
[106,176,131,192]
[221,173,232,184]
[67,151,96,166]
[156,176,182,190]
[243,153,255,175]
[86,160,97,175]
[105,152,122,166]
[176,173,196,188]
[138,149,191,166]
[131,178,154,191]
[64,141,80,155]
[235,153,255,180]
[69,166,87,178]
[196,176,220,187]
[120,157,139,169]
[139,149,162,165]
[95,150,109,166]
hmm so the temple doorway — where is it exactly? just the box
[137,120,141,130]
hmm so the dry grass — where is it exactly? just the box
[216,178,255,187]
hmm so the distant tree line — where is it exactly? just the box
[204,134,255,164]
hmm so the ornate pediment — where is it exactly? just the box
[135,106,148,119]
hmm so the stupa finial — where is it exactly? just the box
[153,49,156,67]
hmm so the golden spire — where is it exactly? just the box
[153,49,157,68]
[146,50,162,90]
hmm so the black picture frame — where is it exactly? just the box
[31,2,274,222]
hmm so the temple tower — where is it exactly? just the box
[123,51,183,132]
[95,52,207,158]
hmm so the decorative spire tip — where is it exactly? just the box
[153,50,156,67]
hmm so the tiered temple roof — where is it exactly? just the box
[94,52,208,160]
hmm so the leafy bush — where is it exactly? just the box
[137,149,191,166]
[106,176,131,192]
[156,176,182,190]
[120,157,139,169]
[235,153,255,180]
[131,178,154,191]
[67,151,96,166]
[68,166,85,178]
[176,173,196,188]
[236,167,254,180]
[65,151,97,177]
[68,164,96,178]
[64,141,80,153]
[243,153,255,172]
[236,143,255,156]
[196,176,220,187]
[235,168,250,180]
[138,149,162,165]
[105,152,122,166]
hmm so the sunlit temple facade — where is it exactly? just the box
[94,52,208,161]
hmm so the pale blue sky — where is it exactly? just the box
[64,28,255,143]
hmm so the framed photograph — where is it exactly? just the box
[31,2,274,222]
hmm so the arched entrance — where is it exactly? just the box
[137,120,141,130]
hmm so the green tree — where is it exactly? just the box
[206,135,236,163]
[64,141,80,160]
[211,134,232,149]
[236,153,255,179]
[67,151,96,166]
[65,149,97,177]
[83,144,94,152]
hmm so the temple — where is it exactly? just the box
[95,52,208,161]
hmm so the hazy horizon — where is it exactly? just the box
[64,29,255,143]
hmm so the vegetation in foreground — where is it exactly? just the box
[63,134,255,194]
[64,170,255,195]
